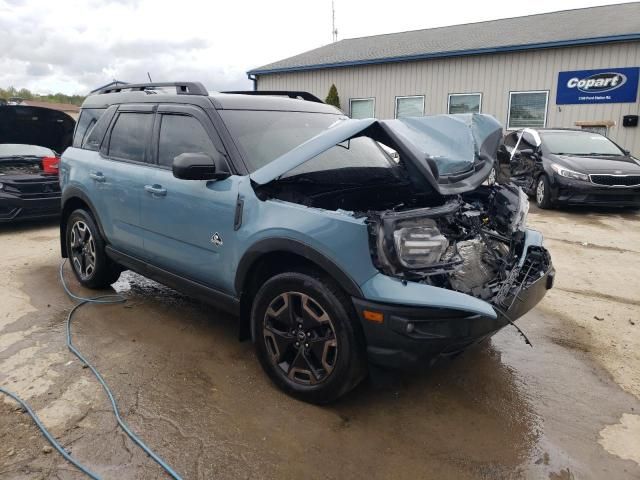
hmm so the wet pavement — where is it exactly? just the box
[1,211,639,479]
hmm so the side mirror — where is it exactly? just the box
[623,149,631,156]
[172,152,230,180]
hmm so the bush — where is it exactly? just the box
[325,84,340,109]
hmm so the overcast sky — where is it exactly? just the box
[0,0,635,95]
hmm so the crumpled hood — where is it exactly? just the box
[250,113,503,196]
[0,105,76,154]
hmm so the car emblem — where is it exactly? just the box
[210,232,223,247]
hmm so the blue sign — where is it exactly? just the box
[556,67,639,104]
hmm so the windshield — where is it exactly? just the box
[221,110,361,172]
[0,143,54,158]
[541,131,624,156]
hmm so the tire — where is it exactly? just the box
[65,209,121,289]
[535,175,553,209]
[251,270,367,404]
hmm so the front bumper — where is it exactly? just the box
[0,192,61,222]
[550,175,640,206]
[353,249,554,369]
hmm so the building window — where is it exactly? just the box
[448,93,482,114]
[349,98,375,119]
[508,91,548,129]
[395,95,425,118]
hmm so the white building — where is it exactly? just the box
[249,3,640,154]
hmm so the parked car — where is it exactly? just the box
[60,82,553,403]
[493,128,640,208]
[0,105,75,222]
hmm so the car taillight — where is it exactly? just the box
[42,156,59,174]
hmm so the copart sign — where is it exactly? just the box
[556,67,639,104]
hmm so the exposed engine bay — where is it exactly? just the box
[251,113,550,311]
[260,175,550,309]
[0,158,43,175]
[366,183,550,308]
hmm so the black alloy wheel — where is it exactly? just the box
[251,270,366,403]
[262,291,338,385]
[65,209,121,288]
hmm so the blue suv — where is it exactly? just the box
[60,82,553,403]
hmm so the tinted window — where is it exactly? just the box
[284,137,395,178]
[73,108,105,148]
[158,115,216,167]
[108,113,153,162]
[220,110,347,172]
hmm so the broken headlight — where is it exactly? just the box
[393,221,449,269]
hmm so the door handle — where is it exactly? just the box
[89,172,105,182]
[144,184,167,196]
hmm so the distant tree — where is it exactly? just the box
[0,86,85,106]
[325,84,341,109]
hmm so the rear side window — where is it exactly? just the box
[73,108,105,148]
[157,115,216,167]
[108,113,153,162]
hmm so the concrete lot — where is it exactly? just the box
[1,205,639,479]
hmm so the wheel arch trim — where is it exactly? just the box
[235,238,364,299]
[60,187,107,257]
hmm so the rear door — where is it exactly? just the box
[94,104,156,258]
[140,104,238,291]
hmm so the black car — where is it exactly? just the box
[0,105,75,222]
[494,128,640,208]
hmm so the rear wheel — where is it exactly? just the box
[65,209,121,289]
[251,271,366,403]
[535,175,553,209]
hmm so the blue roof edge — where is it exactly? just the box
[248,33,640,76]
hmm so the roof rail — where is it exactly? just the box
[96,82,208,96]
[221,90,324,104]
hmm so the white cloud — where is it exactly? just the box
[0,0,634,95]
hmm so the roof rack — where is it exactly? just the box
[221,90,324,104]
[96,82,208,96]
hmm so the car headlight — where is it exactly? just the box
[393,221,449,269]
[550,163,589,182]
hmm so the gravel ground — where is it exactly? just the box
[0,205,639,479]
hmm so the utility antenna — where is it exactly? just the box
[332,0,338,42]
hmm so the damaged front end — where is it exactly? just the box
[368,183,553,324]
[247,112,553,366]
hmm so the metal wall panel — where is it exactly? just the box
[256,42,640,155]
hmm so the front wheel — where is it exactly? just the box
[251,271,366,404]
[65,209,121,289]
[535,175,554,209]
